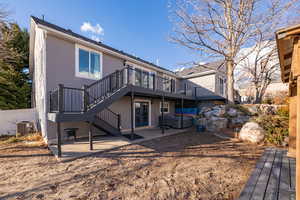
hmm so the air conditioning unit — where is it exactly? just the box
[16,121,35,136]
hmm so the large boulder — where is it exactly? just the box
[239,122,265,143]
[246,105,259,115]
[229,115,250,128]
[206,117,228,132]
[227,108,238,117]
[259,105,276,115]
[204,106,226,118]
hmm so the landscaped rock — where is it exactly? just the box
[259,105,276,115]
[227,108,238,117]
[203,106,225,118]
[199,106,211,114]
[246,105,259,115]
[239,122,265,143]
[229,116,248,128]
[206,117,228,132]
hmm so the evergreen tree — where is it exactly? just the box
[0,23,30,110]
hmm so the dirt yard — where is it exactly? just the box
[0,131,264,200]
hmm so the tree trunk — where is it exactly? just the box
[226,60,235,104]
[254,87,261,103]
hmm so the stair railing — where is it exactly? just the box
[86,67,127,109]
[95,108,121,131]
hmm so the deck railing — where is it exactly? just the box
[49,66,205,113]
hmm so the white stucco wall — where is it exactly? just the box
[34,26,48,140]
[188,74,216,94]
[0,108,37,135]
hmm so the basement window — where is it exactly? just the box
[160,102,170,113]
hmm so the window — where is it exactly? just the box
[219,77,225,96]
[134,68,142,86]
[142,71,149,88]
[128,64,155,89]
[160,102,169,113]
[76,45,102,79]
[163,75,176,93]
[149,72,155,89]
[163,76,171,92]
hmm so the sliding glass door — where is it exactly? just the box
[135,102,149,127]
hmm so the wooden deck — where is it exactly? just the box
[239,148,296,200]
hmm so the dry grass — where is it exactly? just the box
[0,131,264,200]
[0,132,44,146]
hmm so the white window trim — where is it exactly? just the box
[219,76,225,96]
[160,101,170,114]
[133,99,152,128]
[75,44,103,80]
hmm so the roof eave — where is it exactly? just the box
[180,70,217,79]
[29,18,37,78]
[32,17,180,78]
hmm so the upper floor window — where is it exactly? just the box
[163,75,176,93]
[75,45,102,79]
[126,63,156,89]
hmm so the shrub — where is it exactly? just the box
[273,91,289,105]
[276,106,289,118]
[253,114,288,145]
[262,98,273,105]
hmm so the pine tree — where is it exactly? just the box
[0,23,30,110]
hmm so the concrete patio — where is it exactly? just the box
[49,127,193,161]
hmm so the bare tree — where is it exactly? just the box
[169,0,296,103]
[235,40,279,103]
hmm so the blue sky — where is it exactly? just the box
[2,0,200,71]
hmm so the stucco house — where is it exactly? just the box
[29,16,225,156]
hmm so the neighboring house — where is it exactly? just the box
[237,79,288,103]
[234,41,281,103]
[29,16,225,152]
[176,61,227,98]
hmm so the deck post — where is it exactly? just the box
[181,98,184,129]
[117,114,121,132]
[116,70,120,89]
[161,94,165,134]
[131,91,134,139]
[58,84,64,113]
[89,122,93,150]
[82,85,88,112]
[153,74,156,91]
[127,66,130,85]
[56,122,62,157]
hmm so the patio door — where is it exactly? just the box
[135,102,149,127]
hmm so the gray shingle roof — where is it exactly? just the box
[176,60,225,76]
[31,16,176,75]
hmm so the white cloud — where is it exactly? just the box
[80,22,104,35]
[91,35,101,42]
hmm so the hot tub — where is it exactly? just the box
[159,114,193,129]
